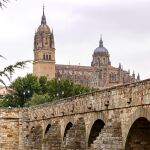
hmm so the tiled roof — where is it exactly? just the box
[56,64,95,71]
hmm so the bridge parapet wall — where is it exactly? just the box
[28,79,150,121]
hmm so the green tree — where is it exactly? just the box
[39,76,48,94]
[46,79,92,99]
[26,93,52,106]
[0,60,28,87]
[1,74,95,107]
[46,79,74,99]
[10,74,40,107]
[0,54,30,107]
[0,94,21,107]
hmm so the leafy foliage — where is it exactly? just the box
[0,54,29,107]
[0,59,29,87]
[10,74,39,106]
[0,74,96,107]
[0,0,9,8]
[0,94,19,107]
[26,93,52,106]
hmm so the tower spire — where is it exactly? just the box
[137,73,140,81]
[41,5,46,24]
[99,34,103,47]
[132,71,135,78]
[43,4,45,16]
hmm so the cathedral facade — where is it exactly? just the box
[33,8,140,89]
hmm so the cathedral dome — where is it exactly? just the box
[94,46,108,54]
[37,24,50,33]
[94,37,109,56]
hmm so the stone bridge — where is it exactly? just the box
[1,79,150,150]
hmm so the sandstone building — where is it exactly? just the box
[33,8,140,89]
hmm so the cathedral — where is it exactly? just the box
[33,8,140,89]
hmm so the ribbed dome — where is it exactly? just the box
[94,37,109,55]
[37,24,50,33]
[37,6,51,34]
[94,46,108,54]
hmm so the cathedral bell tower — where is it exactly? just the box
[33,7,55,80]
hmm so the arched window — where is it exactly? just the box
[49,55,51,60]
[109,73,117,82]
[43,55,45,60]
[103,58,105,64]
[45,37,48,45]
[46,55,48,60]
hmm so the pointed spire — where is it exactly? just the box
[128,69,130,74]
[99,34,103,47]
[51,28,54,38]
[51,28,54,40]
[132,71,135,78]
[41,4,46,24]
[43,4,45,16]
[137,73,140,81]
[51,28,55,48]
[119,63,122,69]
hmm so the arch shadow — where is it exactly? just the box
[44,124,51,135]
[88,119,105,147]
[63,122,73,140]
[125,117,150,150]
[124,107,150,149]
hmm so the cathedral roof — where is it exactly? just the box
[56,64,95,71]
[94,36,109,56]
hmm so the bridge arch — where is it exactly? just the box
[42,121,61,150]
[125,117,150,150]
[124,107,150,149]
[88,119,105,147]
[28,125,43,149]
[62,117,86,149]
[63,122,73,140]
[85,113,106,144]
[44,123,51,135]
[61,117,74,139]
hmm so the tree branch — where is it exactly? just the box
[0,0,9,8]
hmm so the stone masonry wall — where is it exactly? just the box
[0,109,20,149]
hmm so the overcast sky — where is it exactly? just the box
[0,0,150,83]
